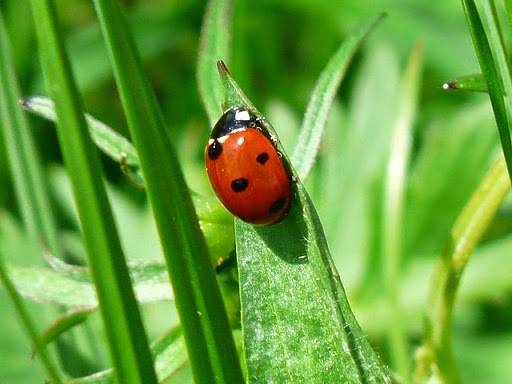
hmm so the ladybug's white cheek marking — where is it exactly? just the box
[234,109,250,121]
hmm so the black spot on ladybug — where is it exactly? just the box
[256,152,269,165]
[207,139,223,160]
[269,197,286,213]
[231,178,249,192]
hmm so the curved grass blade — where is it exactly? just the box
[37,309,94,356]
[219,63,390,383]
[91,0,243,382]
[415,156,509,384]
[27,0,158,383]
[197,0,232,124]
[21,96,144,185]
[443,73,488,92]
[292,13,386,181]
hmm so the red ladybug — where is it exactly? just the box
[205,106,291,225]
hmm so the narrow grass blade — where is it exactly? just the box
[461,0,512,183]
[443,73,488,92]
[292,14,385,181]
[91,0,243,382]
[197,0,232,124]
[0,9,62,260]
[0,251,62,383]
[27,1,157,383]
[415,156,509,383]
[219,64,390,383]
[381,42,423,379]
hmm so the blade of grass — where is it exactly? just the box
[197,0,232,125]
[90,0,243,382]
[415,156,510,383]
[0,9,95,378]
[219,62,390,382]
[381,42,423,380]
[292,13,385,181]
[0,252,62,383]
[461,0,512,184]
[0,9,62,261]
[27,1,158,383]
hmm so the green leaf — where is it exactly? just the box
[66,327,188,384]
[405,100,498,256]
[6,259,173,308]
[443,73,488,92]
[461,0,512,183]
[21,96,144,186]
[38,309,95,354]
[0,9,64,383]
[7,266,97,308]
[0,7,62,263]
[197,0,232,125]
[218,61,390,382]
[28,0,158,380]
[380,42,424,379]
[416,156,510,384]
[292,13,385,180]
[23,99,234,260]
[91,0,243,382]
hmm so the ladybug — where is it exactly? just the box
[205,106,291,225]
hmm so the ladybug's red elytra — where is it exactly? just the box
[205,106,291,225]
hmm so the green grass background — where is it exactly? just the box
[0,0,511,383]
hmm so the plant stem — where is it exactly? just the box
[421,157,509,383]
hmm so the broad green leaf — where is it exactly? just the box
[218,56,389,383]
[443,73,488,92]
[292,13,385,181]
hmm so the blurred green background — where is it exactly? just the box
[1,0,511,383]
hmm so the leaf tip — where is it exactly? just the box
[19,97,31,109]
[217,60,229,75]
[443,80,456,90]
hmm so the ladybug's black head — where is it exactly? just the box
[210,106,257,139]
